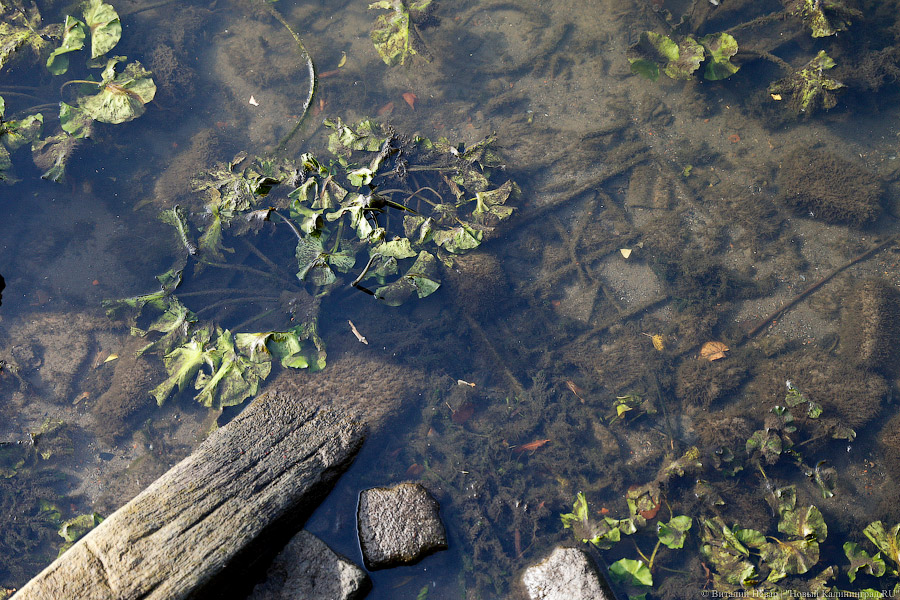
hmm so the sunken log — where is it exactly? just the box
[13,389,365,600]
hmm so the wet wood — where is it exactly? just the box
[13,389,365,600]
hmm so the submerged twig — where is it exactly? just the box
[464,313,527,398]
[741,235,898,343]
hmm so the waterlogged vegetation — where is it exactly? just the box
[0,0,154,182]
[626,0,862,116]
[104,118,517,409]
[0,420,101,589]
[559,384,899,599]
[368,0,434,66]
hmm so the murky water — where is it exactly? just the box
[4,0,900,598]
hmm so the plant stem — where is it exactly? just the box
[195,296,280,316]
[200,260,291,285]
[177,288,262,298]
[648,539,662,570]
[231,307,279,332]
[271,210,303,241]
[241,238,298,285]
[265,0,317,155]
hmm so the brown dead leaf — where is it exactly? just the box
[699,341,729,361]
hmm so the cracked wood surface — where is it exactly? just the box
[13,389,365,600]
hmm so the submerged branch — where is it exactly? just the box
[741,235,899,343]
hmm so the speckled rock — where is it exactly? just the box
[521,547,614,600]
[357,482,447,570]
[247,531,370,600]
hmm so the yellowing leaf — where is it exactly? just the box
[643,333,664,351]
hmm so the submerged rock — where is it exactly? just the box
[357,482,447,570]
[520,546,614,600]
[248,531,369,600]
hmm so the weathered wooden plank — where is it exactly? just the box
[13,389,365,600]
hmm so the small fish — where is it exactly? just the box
[348,320,368,344]
[513,439,551,453]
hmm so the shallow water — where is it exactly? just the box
[4,0,900,598]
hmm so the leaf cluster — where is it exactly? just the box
[627,31,739,82]
[627,0,861,117]
[107,119,517,408]
[0,0,155,183]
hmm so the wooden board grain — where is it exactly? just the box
[13,389,365,600]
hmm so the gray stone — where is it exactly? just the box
[521,547,614,600]
[13,389,365,600]
[357,482,447,570]
[247,531,369,600]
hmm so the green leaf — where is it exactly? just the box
[627,31,678,78]
[57,512,103,556]
[788,0,860,37]
[373,237,417,259]
[368,0,430,66]
[658,515,692,549]
[59,103,93,139]
[151,329,216,406]
[135,295,196,356]
[665,37,704,80]
[761,538,819,581]
[700,517,759,587]
[699,33,739,80]
[236,326,318,370]
[0,3,53,72]
[83,0,121,58]
[31,131,80,182]
[609,558,653,588]
[194,329,271,409]
[46,16,86,75]
[403,215,434,245]
[658,446,702,480]
[1,112,42,152]
[778,504,827,543]
[296,234,357,286]
[472,180,516,223]
[102,266,183,319]
[768,51,844,115]
[844,542,886,582]
[629,58,659,81]
[561,492,590,529]
[813,461,836,499]
[78,59,156,124]
[159,204,198,256]
[348,167,374,187]
[746,428,782,464]
[432,222,483,253]
[324,117,384,155]
[864,521,900,569]
[374,250,440,306]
